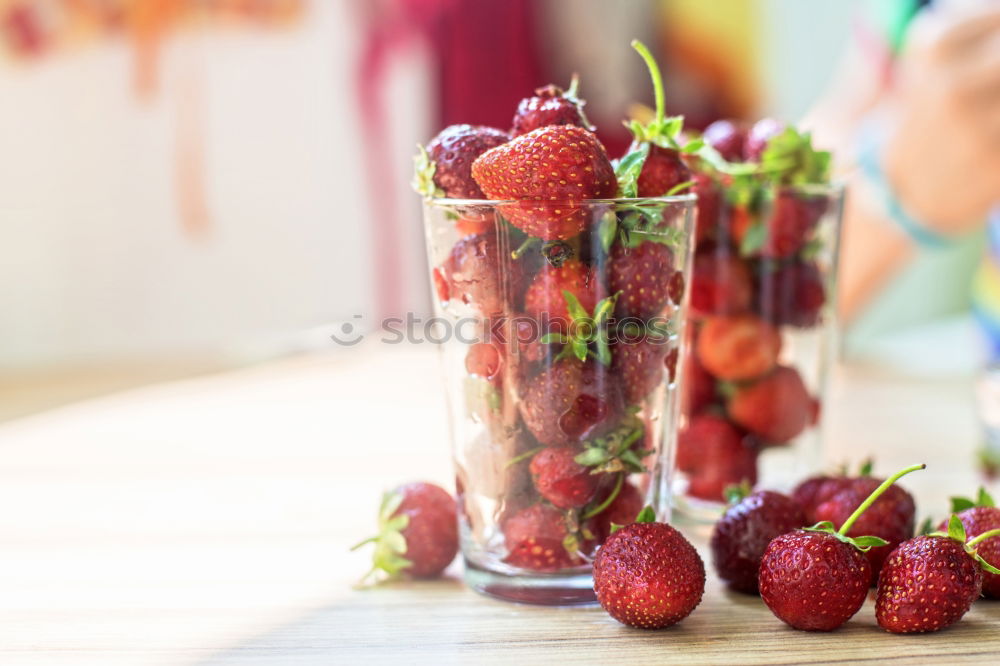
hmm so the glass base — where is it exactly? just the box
[463,559,598,606]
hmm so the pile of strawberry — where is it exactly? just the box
[414,41,698,572]
[676,119,833,502]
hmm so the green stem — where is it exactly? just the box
[967,528,1000,549]
[838,463,925,536]
[631,39,664,126]
[566,72,580,99]
[582,473,624,520]
[511,237,538,260]
[505,445,544,469]
[350,535,378,551]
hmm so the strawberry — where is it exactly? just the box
[677,414,758,502]
[689,250,753,317]
[680,348,718,415]
[695,314,781,381]
[611,338,670,404]
[608,241,677,320]
[353,482,458,583]
[502,503,581,571]
[753,190,826,259]
[471,125,616,240]
[465,342,503,382]
[518,358,624,447]
[524,258,605,326]
[756,260,826,328]
[711,489,806,594]
[792,474,851,523]
[813,477,916,583]
[876,514,1000,634]
[622,41,694,199]
[414,124,510,199]
[591,480,645,541]
[511,79,594,137]
[727,366,812,444]
[440,232,521,316]
[529,446,601,510]
[938,488,1000,598]
[743,117,784,162]
[690,171,721,245]
[759,464,925,631]
[702,119,747,162]
[593,508,705,628]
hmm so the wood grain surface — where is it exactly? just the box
[0,344,996,665]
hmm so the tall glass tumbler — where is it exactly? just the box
[421,197,695,604]
[675,183,845,518]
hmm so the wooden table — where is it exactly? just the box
[1,343,996,665]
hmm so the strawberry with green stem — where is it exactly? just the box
[352,482,458,585]
[413,124,510,200]
[758,463,925,631]
[936,487,1000,598]
[876,514,1000,633]
[511,75,595,137]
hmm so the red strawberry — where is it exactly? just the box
[518,358,624,447]
[592,480,645,541]
[757,191,826,259]
[353,482,458,582]
[511,82,594,137]
[440,232,522,315]
[471,125,616,240]
[937,490,1000,598]
[680,349,717,415]
[727,366,812,444]
[695,314,781,381]
[608,241,677,320]
[524,258,604,326]
[611,338,670,404]
[703,119,747,162]
[757,260,826,328]
[876,535,984,633]
[421,124,510,199]
[502,503,581,571]
[529,447,601,510]
[593,511,705,628]
[689,250,753,317]
[813,477,916,583]
[743,117,784,162]
[711,490,806,594]
[634,144,692,197]
[677,414,758,502]
[465,341,504,383]
[759,531,871,631]
[792,474,851,523]
[691,171,721,245]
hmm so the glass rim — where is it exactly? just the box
[425,194,697,207]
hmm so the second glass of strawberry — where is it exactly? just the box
[423,196,694,604]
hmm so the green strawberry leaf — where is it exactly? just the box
[918,517,934,536]
[614,144,650,198]
[598,211,619,253]
[859,458,874,477]
[739,220,768,256]
[575,447,612,467]
[540,332,569,345]
[759,127,831,185]
[723,480,752,505]
[618,449,647,474]
[847,536,890,550]
[594,331,612,367]
[562,290,590,322]
[609,522,625,534]
[665,179,695,196]
[562,532,580,555]
[634,506,656,524]
[948,514,968,543]
[678,138,704,154]
[979,487,996,508]
[975,554,1000,576]
[570,338,588,362]
[951,497,977,513]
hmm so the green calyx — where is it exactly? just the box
[626,40,700,153]
[758,127,831,186]
[950,487,996,513]
[543,290,621,366]
[574,410,648,476]
[804,463,926,552]
[412,144,444,199]
[929,515,1000,576]
[609,505,655,535]
[598,206,685,254]
[351,490,412,586]
[723,480,753,505]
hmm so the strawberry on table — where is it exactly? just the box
[792,473,852,523]
[759,464,925,631]
[711,488,806,594]
[414,124,510,200]
[518,358,624,447]
[593,507,705,629]
[471,125,616,241]
[876,514,1000,633]
[937,487,1000,598]
[695,314,781,382]
[353,482,458,583]
[511,78,594,137]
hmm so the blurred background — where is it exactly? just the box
[1,0,995,422]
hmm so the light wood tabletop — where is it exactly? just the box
[1,343,996,665]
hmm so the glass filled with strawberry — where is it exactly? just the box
[676,117,845,516]
[414,42,696,604]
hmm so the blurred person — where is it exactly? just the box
[804,0,1000,358]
